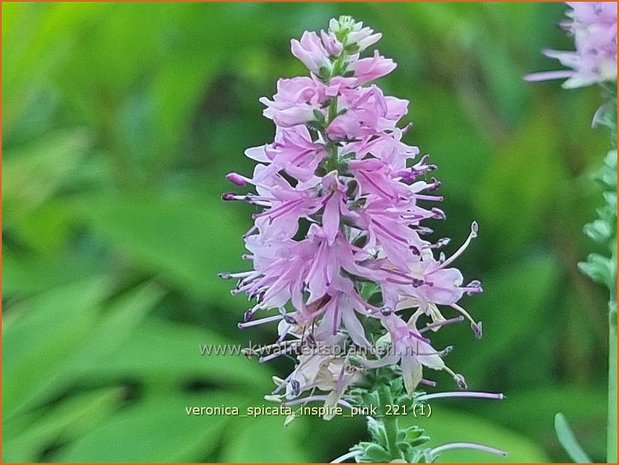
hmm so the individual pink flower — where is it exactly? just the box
[259,77,325,127]
[291,31,333,76]
[327,86,408,139]
[320,30,344,57]
[364,313,451,395]
[352,50,397,85]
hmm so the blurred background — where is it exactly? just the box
[2,2,613,463]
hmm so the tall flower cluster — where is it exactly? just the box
[222,17,486,408]
[526,4,617,462]
[525,2,617,89]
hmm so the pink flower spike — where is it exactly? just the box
[223,16,486,419]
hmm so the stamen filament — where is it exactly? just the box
[429,442,507,458]
[416,391,504,402]
[238,314,284,328]
[439,221,478,269]
[331,451,363,463]
[420,316,465,333]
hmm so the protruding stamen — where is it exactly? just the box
[416,194,443,202]
[437,221,479,269]
[427,177,441,192]
[420,316,465,333]
[226,172,248,187]
[401,122,413,135]
[428,442,507,458]
[454,374,468,390]
[464,279,483,295]
[331,450,363,464]
[450,303,481,338]
[431,208,446,220]
[405,154,438,180]
[416,391,504,402]
[443,366,468,389]
[439,345,453,357]
[430,237,451,249]
[471,321,483,339]
[222,192,239,201]
[238,314,284,329]
[289,379,301,396]
[417,226,434,235]
[470,220,479,237]
[219,271,254,280]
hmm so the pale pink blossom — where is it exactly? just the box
[352,50,397,85]
[291,31,332,75]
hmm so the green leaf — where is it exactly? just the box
[2,129,91,222]
[3,279,163,422]
[69,317,271,390]
[3,388,122,463]
[76,193,247,300]
[579,254,613,287]
[2,277,112,419]
[554,413,592,463]
[2,247,101,297]
[70,281,166,365]
[51,392,246,462]
[219,414,310,462]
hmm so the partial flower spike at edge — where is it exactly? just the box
[221,17,506,462]
[526,3,617,463]
[525,2,617,89]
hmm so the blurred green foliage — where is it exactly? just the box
[2,2,612,463]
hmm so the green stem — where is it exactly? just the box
[607,247,616,464]
[377,384,400,460]
[605,91,617,464]
[608,310,616,463]
[384,414,400,459]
